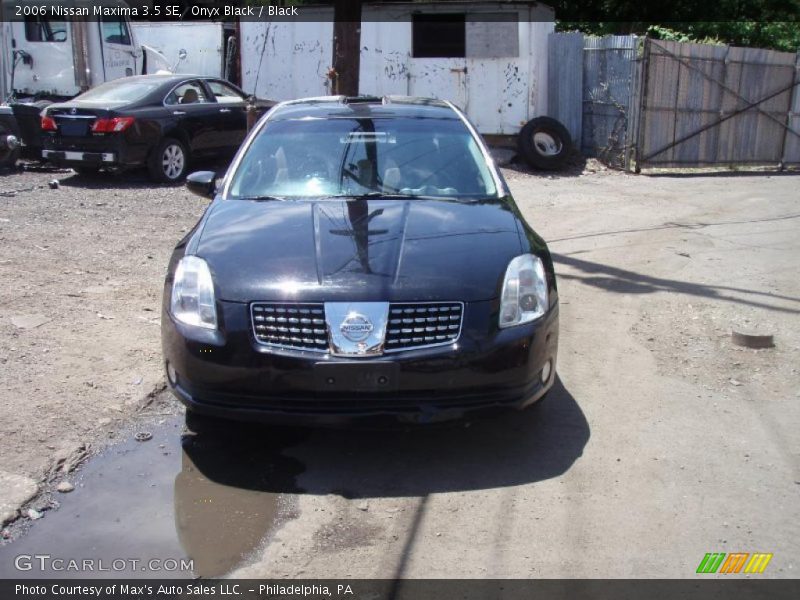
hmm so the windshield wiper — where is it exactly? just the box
[235,195,285,202]
[326,192,498,203]
[332,192,429,200]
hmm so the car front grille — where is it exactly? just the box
[384,302,464,352]
[251,301,464,353]
[251,303,328,352]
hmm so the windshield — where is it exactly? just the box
[76,80,162,104]
[226,116,498,200]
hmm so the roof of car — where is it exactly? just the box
[269,96,460,121]
[99,74,210,86]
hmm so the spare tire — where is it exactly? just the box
[518,116,572,171]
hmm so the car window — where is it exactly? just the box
[228,116,498,200]
[101,16,131,46]
[206,80,246,104]
[164,82,209,106]
[75,80,161,104]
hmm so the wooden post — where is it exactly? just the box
[332,0,362,96]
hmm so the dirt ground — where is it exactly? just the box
[0,164,203,523]
[0,159,798,577]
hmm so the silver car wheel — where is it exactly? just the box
[162,143,185,180]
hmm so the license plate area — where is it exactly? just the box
[58,120,90,137]
[313,361,399,392]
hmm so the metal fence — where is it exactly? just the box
[548,33,639,168]
[549,33,800,170]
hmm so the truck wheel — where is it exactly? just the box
[0,123,21,170]
[518,117,572,171]
[148,137,189,183]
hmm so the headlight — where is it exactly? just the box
[499,254,548,328]
[170,256,217,329]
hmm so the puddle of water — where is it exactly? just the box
[0,418,307,579]
[175,426,307,577]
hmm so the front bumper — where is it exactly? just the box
[162,299,559,426]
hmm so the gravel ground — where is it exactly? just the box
[0,163,207,521]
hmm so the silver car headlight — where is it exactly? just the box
[170,256,217,329]
[499,254,548,328]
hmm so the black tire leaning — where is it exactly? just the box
[148,137,189,183]
[517,116,572,171]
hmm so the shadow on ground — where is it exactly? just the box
[643,168,799,178]
[172,377,588,574]
[181,376,588,499]
[501,151,589,179]
[552,252,800,314]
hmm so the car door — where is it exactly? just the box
[163,81,221,153]
[98,15,138,81]
[201,79,249,153]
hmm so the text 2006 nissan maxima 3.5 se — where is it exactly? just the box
[161,96,559,428]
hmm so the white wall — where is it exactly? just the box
[241,3,554,134]
[131,22,224,77]
[240,7,334,100]
[359,4,553,134]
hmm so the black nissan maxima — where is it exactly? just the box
[40,74,270,182]
[162,96,559,430]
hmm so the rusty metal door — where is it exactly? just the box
[634,38,800,170]
[407,59,468,111]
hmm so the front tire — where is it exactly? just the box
[518,117,572,171]
[148,137,189,183]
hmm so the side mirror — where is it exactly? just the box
[186,171,216,198]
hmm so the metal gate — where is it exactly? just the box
[633,38,800,170]
[583,35,640,168]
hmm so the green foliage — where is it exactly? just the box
[557,20,800,51]
[644,25,722,45]
[554,0,800,51]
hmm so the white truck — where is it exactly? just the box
[0,0,176,167]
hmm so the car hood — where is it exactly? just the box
[196,197,523,303]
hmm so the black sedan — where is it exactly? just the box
[40,74,271,182]
[162,96,559,429]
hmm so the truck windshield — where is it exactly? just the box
[227,116,498,200]
[76,80,161,104]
